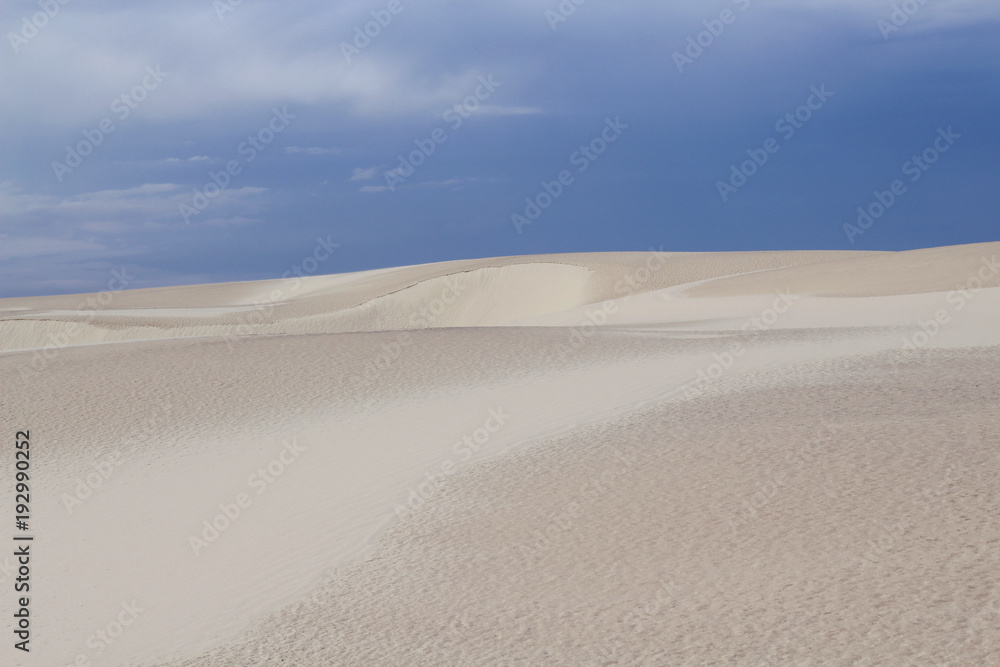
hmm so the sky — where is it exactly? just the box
[1,0,998,297]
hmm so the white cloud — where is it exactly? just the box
[0,182,268,239]
[2,0,997,131]
[285,146,338,156]
[162,156,210,163]
[350,166,379,181]
[416,177,481,189]
[201,216,265,228]
[0,237,113,262]
[0,4,507,129]
[358,176,480,194]
[475,105,543,116]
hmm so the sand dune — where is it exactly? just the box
[1,243,998,666]
[682,241,1000,298]
[0,249,867,353]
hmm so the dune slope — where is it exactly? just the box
[0,242,997,666]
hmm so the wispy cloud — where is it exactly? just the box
[476,105,543,116]
[0,182,267,236]
[416,177,482,189]
[285,146,338,156]
[0,237,115,262]
[358,176,481,194]
[350,166,379,181]
[200,216,265,228]
[164,155,211,163]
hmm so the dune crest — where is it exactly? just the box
[1,248,877,352]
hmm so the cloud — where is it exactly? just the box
[0,179,274,294]
[3,0,997,131]
[285,146,338,156]
[0,182,267,236]
[200,216,265,228]
[475,105,543,116]
[350,166,379,181]
[358,176,480,194]
[161,155,212,165]
[416,177,481,189]
[0,3,513,129]
[0,237,114,262]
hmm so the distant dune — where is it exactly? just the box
[1,243,998,666]
[0,249,870,352]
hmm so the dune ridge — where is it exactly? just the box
[0,249,873,353]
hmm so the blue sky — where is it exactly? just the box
[1,0,998,297]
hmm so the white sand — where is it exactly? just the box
[1,242,998,666]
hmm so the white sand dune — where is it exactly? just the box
[0,249,867,353]
[1,242,998,666]
[682,241,1000,298]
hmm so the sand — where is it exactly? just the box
[0,242,997,666]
